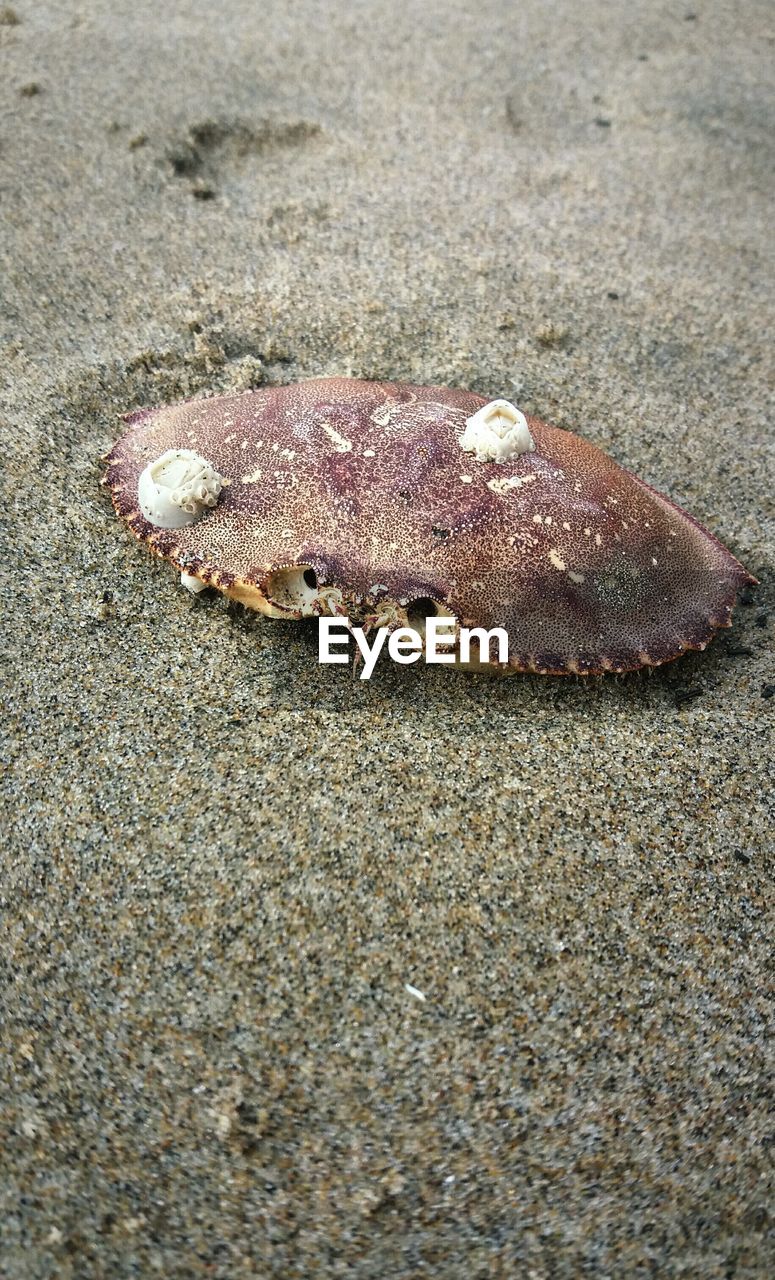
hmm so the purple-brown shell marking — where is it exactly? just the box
[103,377,756,675]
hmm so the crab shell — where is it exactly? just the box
[103,377,755,675]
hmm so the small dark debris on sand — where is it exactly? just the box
[674,687,703,706]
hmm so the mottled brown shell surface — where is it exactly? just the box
[104,377,755,675]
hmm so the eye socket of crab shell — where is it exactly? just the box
[264,565,321,616]
[406,596,457,640]
[138,449,224,529]
[461,399,535,464]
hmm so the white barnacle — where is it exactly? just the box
[138,449,224,529]
[460,399,535,465]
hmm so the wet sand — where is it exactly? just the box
[1,2,772,1276]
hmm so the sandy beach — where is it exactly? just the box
[1,1,772,1275]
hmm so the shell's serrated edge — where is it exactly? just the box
[106,474,753,677]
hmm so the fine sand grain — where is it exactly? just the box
[1,2,773,1276]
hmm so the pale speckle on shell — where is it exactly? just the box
[103,377,756,676]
